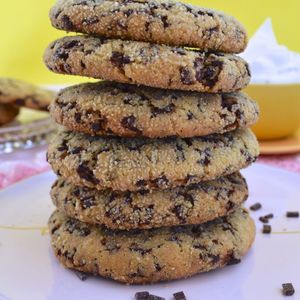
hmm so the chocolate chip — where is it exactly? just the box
[151,103,175,117]
[160,15,169,28]
[80,60,86,69]
[187,111,194,120]
[83,16,99,25]
[194,57,204,82]
[54,48,69,60]
[206,25,219,36]
[155,263,162,272]
[145,21,151,31]
[70,147,83,154]
[259,216,269,224]
[282,283,295,296]
[75,271,89,281]
[264,213,274,219]
[77,163,100,185]
[173,291,186,300]
[129,244,152,256]
[249,203,262,211]
[200,60,223,88]
[226,253,241,265]
[65,219,90,236]
[14,98,26,106]
[74,112,81,123]
[64,40,81,49]
[135,291,149,300]
[110,51,131,69]
[151,175,169,188]
[175,143,185,161]
[61,15,75,31]
[148,295,165,300]
[172,205,186,222]
[262,224,271,234]
[121,115,142,134]
[81,196,95,209]
[180,67,194,85]
[136,179,147,188]
[221,94,238,111]
[124,9,134,17]
[91,120,106,132]
[286,211,299,218]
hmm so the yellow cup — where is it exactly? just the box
[244,84,300,140]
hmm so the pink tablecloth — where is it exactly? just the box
[0,147,300,190]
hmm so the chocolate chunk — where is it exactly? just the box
[264,213,274,219]
[227,256,241,265]
[259,216,268,224]
[160,15,169,28]
[180,67,194,85]
[249,203,262,211]
[187,111,194,120]
[70,147,83,154]
[262,224,271,234]
[136,179,147,188]
[61,15,75,31]
[151,103,175,117]
[148,295,165,300]
[172,205,186,222]
[121,115,142,134]
[14,98,26,106]
[77,163,100,185]
[221,94,237,111]
[155,263,162,272]
[91,120,106,132]
[282,283,295,296]
[54,48,69,60]
[286,211,299,218]
[201,61,223,87]
[124,9,134,17]
[151,175,169,188]
[75,271,89,281]
[81,196,95,209]
[129,244,152,256]
[64,40,81,49]
[74,112,81,123]
[110,51,131,69]
[135,291,149,300]
[173,291,186,300]
[82,16,99,25]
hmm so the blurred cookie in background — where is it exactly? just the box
[0,77,55,112]
[0,103,19,126]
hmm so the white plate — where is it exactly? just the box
[0,163,299,300]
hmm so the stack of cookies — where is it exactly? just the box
[45,0,259,284]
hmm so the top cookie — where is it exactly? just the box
[50,0,247,53]
[0,78,55,111]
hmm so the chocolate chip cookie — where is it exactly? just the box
[51,172,248,230]
[47,128,259,192]
[50,0,247,53]
[0,78,55,111]
[48,208,255,284]
[51,81,259,138]
[0,103,19,126]
[44,36,250,93]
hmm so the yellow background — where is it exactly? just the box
[1,0,300,84]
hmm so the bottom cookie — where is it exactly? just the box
[0,103,19,126]
[49,208,255,284]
